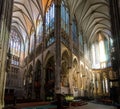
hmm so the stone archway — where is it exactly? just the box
[61,51,70,87]
[44,56,55,101]
[27,65,33,99]
[71,58,79,97]
[72,59,78,88]
[34,60,41,99]
[23,69,27,98]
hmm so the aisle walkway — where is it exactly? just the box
[4,102,117,109]
[73,102,117,109]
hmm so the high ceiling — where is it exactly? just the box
[12,0,111,44]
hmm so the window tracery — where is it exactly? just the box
[61,1,69,34]
[46,2,55,34]
[9,30,21,57]
[72,17,78,42]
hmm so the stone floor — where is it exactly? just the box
[72,102,117,109]
[4,102,117,109]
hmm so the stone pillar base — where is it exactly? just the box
[0,104,4,109]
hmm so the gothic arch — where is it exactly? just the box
[34,60,41,99]
[61,50,70,87]
[73,58,78,69]
[44,56,55,100]
[85,69,93,97]
[26,65,33,98]
[62,51,70,72]
[44,50,54,67]
[72,58,79,88]
[82,68,88,91]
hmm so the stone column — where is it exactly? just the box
[32,33,36,99]
[93,75,97,97]
[109,0,120,103]
[69,16,73,68]
[97,74,103,96]
[54,0,63,109]
[40,16,46,100]
[54,0,61,94]
[0,0,13,108]
[26,37,30,98]
[68,17,73,93]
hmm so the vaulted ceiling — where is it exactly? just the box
[12,0,111,45]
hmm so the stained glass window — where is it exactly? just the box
[46,3,55,34]
[99,40,106,62]
[9,30,21,57]
[61,1,69,34]
[91,34,111,69]
[72,17,77,42]
[37,18,43,46]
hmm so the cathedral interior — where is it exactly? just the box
[0,0,120,108]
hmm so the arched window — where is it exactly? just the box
[91,33,111,69]
[61,1,69,34]
[37,16,43,46]
[46,2,55,34]
[9,30,21,57]
[99,35,106,62]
